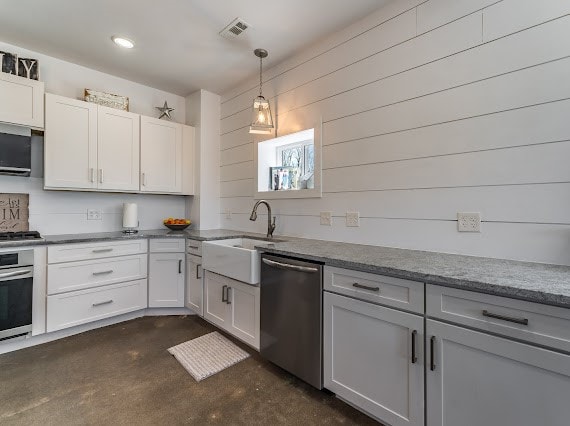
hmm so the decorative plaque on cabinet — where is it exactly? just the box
[0,193,29,232]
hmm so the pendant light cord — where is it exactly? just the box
[259,54,263,97]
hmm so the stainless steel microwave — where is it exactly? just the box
[0,132,32,176]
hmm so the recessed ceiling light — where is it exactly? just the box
[111,36,134,49]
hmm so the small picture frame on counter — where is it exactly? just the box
[269,166,300,191]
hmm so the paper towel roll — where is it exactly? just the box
[122,203,138,229]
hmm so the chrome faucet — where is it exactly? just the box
[249,200,276,238]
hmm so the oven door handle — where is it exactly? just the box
[0,269,33,279]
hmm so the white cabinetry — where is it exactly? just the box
[182,125,195,195]
[44,94,140,191]
[0,72,44,129]
[46,240,148,332]
[324,292,424,426]
[140,116,182,194]
[186,253,203,315]
[203,271,260,350]
[426,319,570,426]
[148,239,185,307]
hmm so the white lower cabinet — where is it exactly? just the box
[148,253,185,308]
[426,319,570,426]
[186,254,203,316]
[46,279,147,332]
[324,292,424,426]
[203,271,260,350]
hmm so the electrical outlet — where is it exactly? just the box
[457,212,481,232]
[346,211,360,227]
[225,210,232,220]
[87,209,102,220]
[320,211,332,226]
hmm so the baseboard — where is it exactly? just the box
[0,307,197,355]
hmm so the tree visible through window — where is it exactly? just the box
[277,139,314,189]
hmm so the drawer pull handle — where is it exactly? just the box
[93,300,113,307]
[92,248,113,253]
[430,336,436,371]
[188,245,199,250]
[482,310,529,326]
[222,285,227,302]
[411,330,418,364]
[352,282,380,292]
[178,259,182,274]
[92,270,113,276]
[226,287,232,305]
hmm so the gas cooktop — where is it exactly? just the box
[0,231,42,241]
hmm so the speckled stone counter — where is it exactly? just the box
[258,239,570,308]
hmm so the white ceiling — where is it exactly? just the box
[0,0,389,96]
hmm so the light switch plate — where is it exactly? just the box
[320,211,332,226]
[346,211,360,227]
[87,209,102,220]
[457,212,481,232]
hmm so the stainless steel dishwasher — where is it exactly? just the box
[260,253,323,389]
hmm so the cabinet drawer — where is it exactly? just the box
[324,266,424,314]
[426,284,570,353]
[47,254,148,295]
[46,279,147,332]
[150,238,185,253]
[48,239,147,263]
[186,239,202,256]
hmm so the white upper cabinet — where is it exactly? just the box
[181,124,195,195]
[140,116,182,194]
[97,105,140,191]
[0,73,44,129]
[44,93,97,190]
[44,93,140,192]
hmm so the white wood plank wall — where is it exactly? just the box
[218,0,570,266]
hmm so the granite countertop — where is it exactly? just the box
[2,228,568,308]
[258,239,570,309]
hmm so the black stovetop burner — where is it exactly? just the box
[0,231,42,241]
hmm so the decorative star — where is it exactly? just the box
[156,101,174,120]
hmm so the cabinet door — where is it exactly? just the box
[44,94,97,189]
[0,73,44,129]
[140,116,182,193]
[181,125,195,195]
[97,105,140,191]
[324,292,424,426]
[203,271,229,329]
[186,254,203,316]
[227,280,260,350]
[148,253,185,307]
[426,319,570,426]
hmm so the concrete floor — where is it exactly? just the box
[0,316,381,425]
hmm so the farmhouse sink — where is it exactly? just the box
[202,238,280,285]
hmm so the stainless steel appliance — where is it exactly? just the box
[0,249,33,340]
[0,132,32,176]
[260,253,323,389]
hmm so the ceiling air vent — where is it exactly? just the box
[219,18,250,39]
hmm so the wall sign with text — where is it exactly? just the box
[0,50,40,80]
[0,193,30,232]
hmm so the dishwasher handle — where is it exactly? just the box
[262,257,319,273]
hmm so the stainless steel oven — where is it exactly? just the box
[0,250,33,340]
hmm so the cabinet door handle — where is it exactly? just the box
[196,264,202,279]
[222,285,227,302]
[178,259,182,274]
[411,330,418,364]
[142,172,147,186]
[430,336,436,371]
[99,168,103,183]
[92,270,113,276]
[226,287,232,305]
[90,168,95,183]
[482,310,529,326]
[352,282,380,292]
[93,300,113,307]
[92,248,113,253]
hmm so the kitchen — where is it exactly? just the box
[1,0,570,425]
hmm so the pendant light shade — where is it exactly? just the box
[249,49,274,134]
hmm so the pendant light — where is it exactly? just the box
[249,48,274,134]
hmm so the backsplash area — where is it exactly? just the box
[0,175,186,235]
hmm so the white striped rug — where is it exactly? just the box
[168,331,250,382]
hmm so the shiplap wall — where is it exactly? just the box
[219,0,570,266]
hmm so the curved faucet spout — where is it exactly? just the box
[249,200,276,238]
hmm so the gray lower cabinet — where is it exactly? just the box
[426,319,570,426]
[324,292,424,426]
